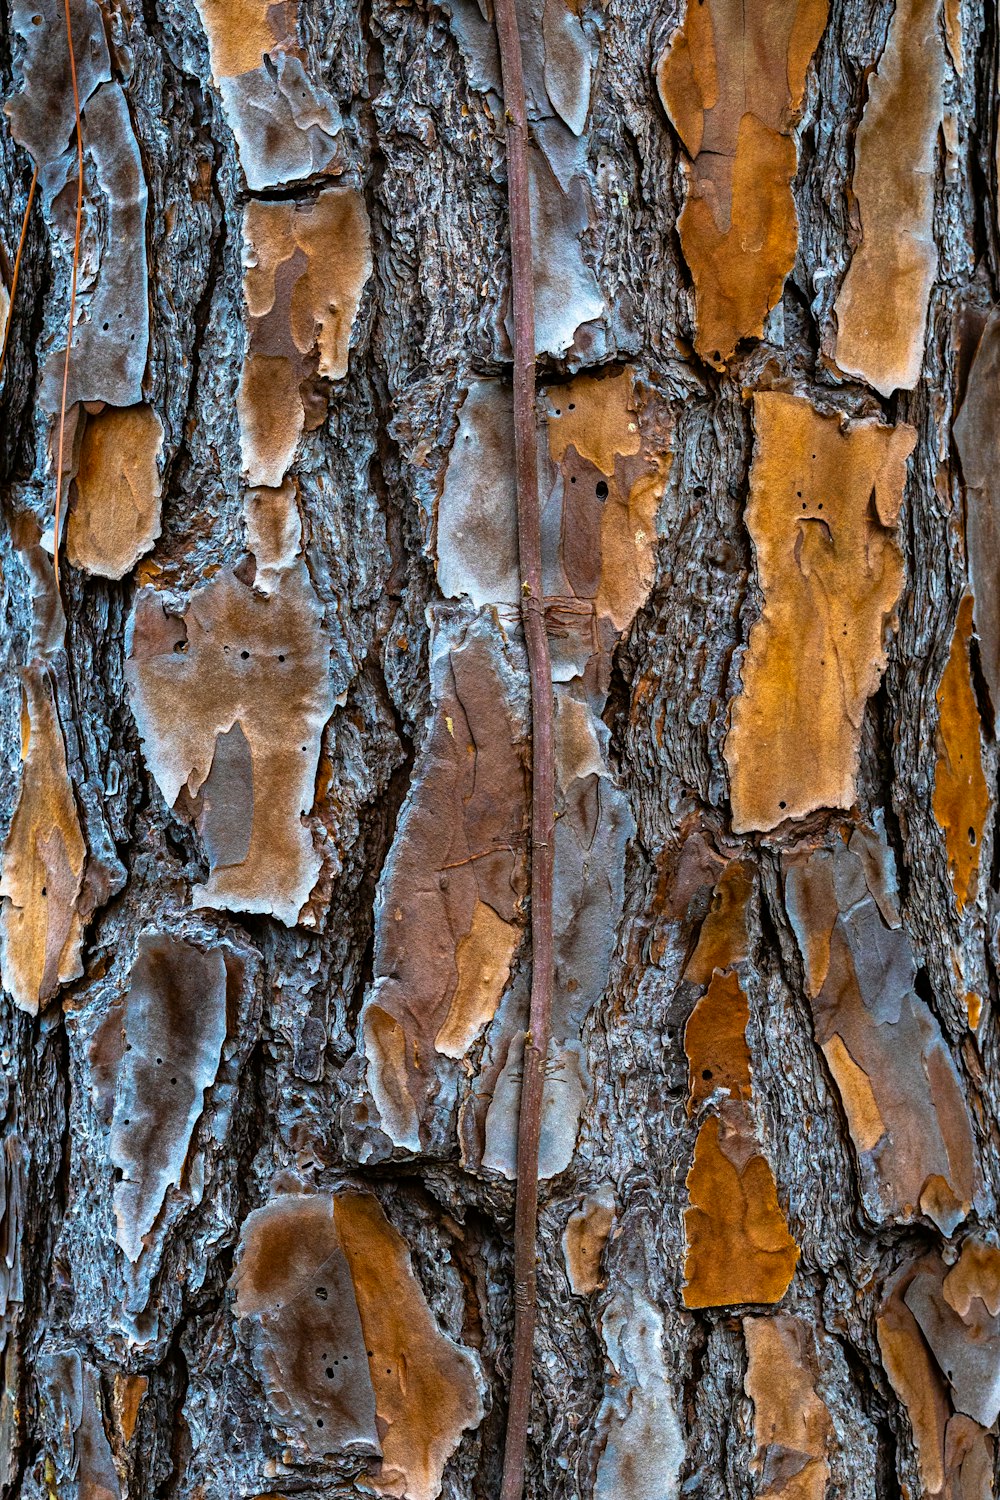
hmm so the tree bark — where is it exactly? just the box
[0,0,996,1496]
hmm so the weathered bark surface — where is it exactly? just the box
[0,0,997,1496]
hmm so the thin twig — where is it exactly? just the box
[54,0,84,590]
[0,166,38,386]
[492,2,556,1497]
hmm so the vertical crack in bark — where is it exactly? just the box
[493,0,556,1495]
[0,165,36,386]
[53,0,84,590]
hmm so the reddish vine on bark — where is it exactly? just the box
[0,165,37,385]
[492,3,556,1498]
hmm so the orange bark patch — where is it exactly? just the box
[933,595,989,911]
[880,1248,1000,1495]
[820,1033,884,1152]
[684,858,752,984]
[725,392,915,833]
[126,540,334,926]
[656,0,828,364]
[195,0,288,78]
[231,1193,380,1458]
[434,900,520,1059]
[562,1187,615,1296]
[833,0,945,394]
[113,1374,148,1446]
[878,1275,951,1497]
[238,190,371,486]
[743,1315,831,1500]
[682,1112,799,1309]
[67,405,163,580]
[0,664,86,1014]
[685,969,751,1114]
[943,1237,1000,1320]
[334,1192,484,1500]
[361,619,527,1149]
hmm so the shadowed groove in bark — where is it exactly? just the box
[53,0,83,591]
[492,0,556,1494]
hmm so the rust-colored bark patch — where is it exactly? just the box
[125,540,333,925]
[879,1249,1000,1497]
[683,858,752,985]
[681,858,798,1308]
[113,1374,147,1447]
[933,596,989,911]
[334,1191,484,1500]
[743,1314,832,1500]
[684,969,751,1114]
[682,1111,799,1309]
[562,1186,615,1295]
[232,1193,380,1458]
[67,405,164,581]
[954,307,1000,734]
[434,900,520,1060]
[238,190,372,487]
[656,0,828,364]
[362,617,527,1149]
[726,392,915,833]
[0,664,86,1014]
[833,0,945,394]
[784,832,977,1234]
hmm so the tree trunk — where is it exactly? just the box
[0,0,996,1495]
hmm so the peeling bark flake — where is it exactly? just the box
[193,0,346,189]
[0,665,86,1014]
[833,0,945,394]
[238,190,372,488]
[562,1185,614,1295]
[682,1111,799,1308]
[880,1249,999,1496]
[743,1315,832,1500]
[954,306,1000,732]
[725,392,915,833]
[656,0,828,364]
[933,595,989,911]
[232,1193,381,1459]
[784,833,978,1233]
[125,527,334,925]
[333,1191,485,1500]
[66,405,164,580]
[111,934,229,1262]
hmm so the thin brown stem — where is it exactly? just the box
[0,165,38,387]
[493,1,556,1498]
[54,0,84,590]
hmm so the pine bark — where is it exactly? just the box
[0,0,996,1497]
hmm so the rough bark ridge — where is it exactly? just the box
[0,0,997,1496]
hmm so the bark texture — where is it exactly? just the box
[0,0,997,1496]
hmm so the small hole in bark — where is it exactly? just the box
[596,481,609,500]
[315,1286,328,1300]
